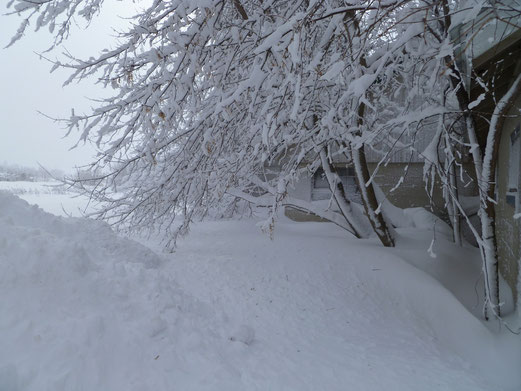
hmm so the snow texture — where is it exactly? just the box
[0,190,520,390]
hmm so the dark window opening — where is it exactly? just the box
[312,167,361,203]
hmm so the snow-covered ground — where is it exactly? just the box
[0,183,520,390]
[0,181,91,217]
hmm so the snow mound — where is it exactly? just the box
[373,183,451,235]
[403,207,453,235]
[1,191,519,390]
[0,192,216,391]
[229,325,255,345]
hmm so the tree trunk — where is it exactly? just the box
[351,143,395,247]
[448,160,462,246]
[443,40,521,318]
[445,61,499,316]
[442,129,462,246]
[319,148,366,239]
[480,73,521,317]
[342,8,395,247]
[349,95,395,248]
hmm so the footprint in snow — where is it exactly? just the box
[229,325,255,346]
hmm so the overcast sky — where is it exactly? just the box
[0,2,137,171]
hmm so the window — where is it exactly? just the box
[506,124,520,211]
[313,168,330,189]
[312,167,361,203]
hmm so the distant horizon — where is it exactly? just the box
[0,159,84,174]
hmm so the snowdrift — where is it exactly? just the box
[0,191,519,390]
[0,192,221,390]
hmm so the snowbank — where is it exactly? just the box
[170,219,520,390]
[1,191,519,390]
[0,192,219,390]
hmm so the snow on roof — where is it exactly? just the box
[451,0,521,65]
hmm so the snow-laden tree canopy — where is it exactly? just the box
[8,0,521,316]
[8,0,416,240]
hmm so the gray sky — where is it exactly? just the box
[0,2,136,171]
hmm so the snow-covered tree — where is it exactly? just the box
[387,0,521,317]
[8,0,405,246]
[8,0,521,318]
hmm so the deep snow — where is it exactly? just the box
[0,187,520,390]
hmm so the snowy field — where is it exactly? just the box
[0,182,520,390]
[0,181,91,217]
